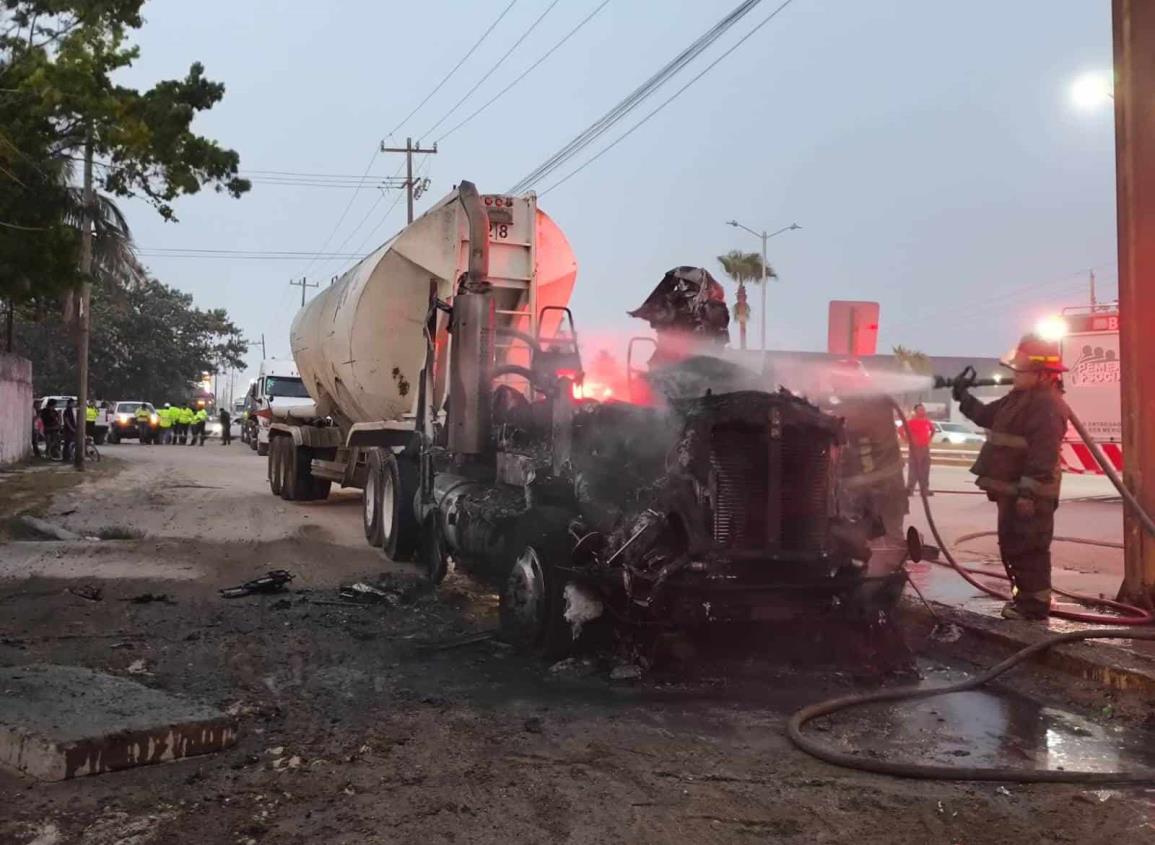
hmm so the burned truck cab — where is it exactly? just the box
[496,267,904,658]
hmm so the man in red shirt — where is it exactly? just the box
[905,403,935,498]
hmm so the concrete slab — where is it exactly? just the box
[0,664,236,781]
[900,596,1155,698]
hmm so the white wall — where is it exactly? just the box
[0,354,33,465]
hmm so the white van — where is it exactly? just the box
[248,359,314,456]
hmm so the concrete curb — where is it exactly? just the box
[899,596,1155,697]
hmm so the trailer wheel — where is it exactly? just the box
[281,440,304,501]
[363,450,386,547]
[257,437,269,457]
[268,436,284,496]
[377,452,418,562]
[499,508,575,660]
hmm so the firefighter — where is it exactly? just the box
[955,334,1068,621]
[158,403,173,444]
[192,405,208,446]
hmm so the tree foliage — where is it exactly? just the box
[716,250,776,287]
[0,0,249,302]
[892,344,933,375]
[14,277,247,399]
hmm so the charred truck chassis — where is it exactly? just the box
[270,182,905,659]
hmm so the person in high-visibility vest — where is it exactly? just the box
[158,403,174,444]
[85,401,98,439]
[183,405,197,446]
[190,406,207,446]
[134,405,153,445]
[179,404,195,444]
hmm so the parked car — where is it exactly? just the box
[934,421,986,446]
[107,401,159,444]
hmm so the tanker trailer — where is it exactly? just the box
[266,181,579,561]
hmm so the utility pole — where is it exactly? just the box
[74,131,94,471]
[1114,0,1155,608]
[380,137,437,223]
[1089,269,1098,310]
[289,276,319,307]
[758,230,769,351]
[725,220,801,352]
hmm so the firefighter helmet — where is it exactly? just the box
[1001,334,1068,373]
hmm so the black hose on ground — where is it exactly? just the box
[787,627,1155,783]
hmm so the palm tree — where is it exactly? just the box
[893,345,934,404]
[54,157,145,289]
[718,250,760,350]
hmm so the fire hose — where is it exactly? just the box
[893,378,1155,626]
[787,626,1155,783]
[787,386,1155,783]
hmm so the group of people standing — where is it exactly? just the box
[155,403,208,445]
[33,398,78,459]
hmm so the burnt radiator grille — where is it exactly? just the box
[709,423,830,553]
[710,424,769,548]
[779,432,830,551]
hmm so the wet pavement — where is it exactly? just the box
[826,661,1155,778]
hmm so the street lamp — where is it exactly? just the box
[1070,70,1114,111]
[725,220,801,351]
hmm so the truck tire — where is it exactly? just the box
[108,430,119,445]
[94,430,106,446]
[268,436,284,496]
[309,477,332,500]
[498,507,576,661]
[380,452,419,561]
[281,439,303,501]
[363,450,386,547]
[283,441,328,502]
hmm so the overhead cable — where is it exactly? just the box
[539,0,798,196]
[419,0,564,142]
[436,0,612,144]
[507,0,766,194]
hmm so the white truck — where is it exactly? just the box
[1059,306,1122,474]
[265,182,578,557]
[247,358,315,456]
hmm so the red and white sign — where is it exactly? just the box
[1060,311,1122,474]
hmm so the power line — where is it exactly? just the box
[418,0,564,142]
[297,3,517,282]
[538,0,799,196]
[507,0,766,194]
[436,0,612,144]
[351,157,433,260]
[386,0,520,138]
[0,219,49,231]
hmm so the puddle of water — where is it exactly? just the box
[832,682,1155,775]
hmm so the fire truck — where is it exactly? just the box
[1058,306,1122,474]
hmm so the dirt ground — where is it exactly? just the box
[1,442,1153,845]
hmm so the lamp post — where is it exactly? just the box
[725,220,801,350]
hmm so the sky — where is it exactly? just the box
[114,0,1118,393]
